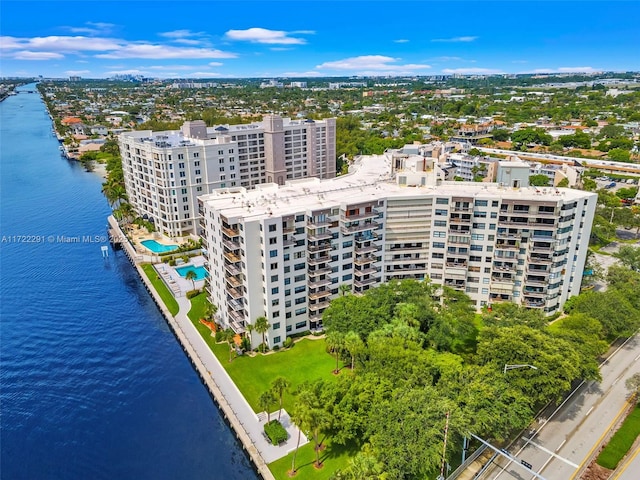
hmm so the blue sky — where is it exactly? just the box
[1,1,638,79]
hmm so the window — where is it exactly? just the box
[435,209,448,216]
[342,240,353,248]
[273,336,281,344]
[475,200,488,207]
[294,274,305,282]
[434,220,447,227]
[270,262,278,270]
[269,237,277,245]
[269,224,277,232]
[436,198,449,205]
[342,274,352,281]
[470,245,483,251]
[270,250,278,258]
[271,275,278,282]
[273,311,280,318]
[272,299,280,306]
[295,297,306,305]
[433,231,446,238]
[471,234,485,241]
[271,287,279,295]
[284,278,291,285]
[294,285,306,294]
[432,242,445,248]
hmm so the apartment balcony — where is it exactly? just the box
[531,244,554,254]
[526,265,550,275]
[354,255,378,265]
[222,238,240,251]
[495,241,519,250]
[228,298,244,311]
[524,299,546,308]
[444,279,466,290]
[528,254,552,265]
[307,255,330,266]
[228,309,245,325]
[308,278,332,289]
[309,289,331,301]
[355,244,379,254]
[309,300,331,311]
[341,221,379,235]
[525,276,548,286]
[224,251,241,263]
[453,206,472,212]
[341,210,378,222]
[490,293,512,302]
[523,287,547,297]
[224,263,241,276]
[354,277,379,288]
[309,312,323,322]
[222,226,239,238]
[308,231,333,242]
[449,228,471,235]
[529,220,557,229]
[449,216,472,224]
[355,267,378,277]
[283,225,295,234]
[387,265,426,273]
[354,232,379,243]
[308,267,332,277]
[390,255,426,264]
[230,319,246,334]
[226,286,244,300]
[445,262,468,269]
[493,263,516,272]
[497,231,521,239]
[283,237,295,247]
[307,242,331,253]
[491,274,514,285]
[449,237,470,245]
[225,275,242,288]
[308,219,332,229]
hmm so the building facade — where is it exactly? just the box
[199,154,596,349]
[118,115,336,237]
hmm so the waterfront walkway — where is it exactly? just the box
[172,295,309,464]
[112,215,309,478]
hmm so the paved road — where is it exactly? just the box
[477,333,640,480]
[611,443,640,480]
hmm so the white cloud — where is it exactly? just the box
[96,44,236,60]
[10,36,123,52]
[65,69,91,76]
[208,61,223,67]
[316,55,431,75]
[394,39,409,43]
[558,66,600,73]
[67,22,115,35]
[270,47,294,51]
[432,36,478,43]
[12,51,65,60]
[442,67,504,75]
[224,27,311,45]
[431,56,464,62]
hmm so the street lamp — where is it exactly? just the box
[504,364,538,374]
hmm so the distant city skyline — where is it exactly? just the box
[2,1,639,79]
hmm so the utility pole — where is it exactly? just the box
[438,411,450,480]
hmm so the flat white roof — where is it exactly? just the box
[199,154,594,222]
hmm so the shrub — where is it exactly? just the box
[168,259,176,266]
[273,345,280,351]
[283,337,294,349]
[215,330,224,342]
[240,336,251,352]
[257,343,269,353]
[186,289,201,299]
[264,420,288,445]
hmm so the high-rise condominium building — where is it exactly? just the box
[118,115,336,237]
[199,153,596,349]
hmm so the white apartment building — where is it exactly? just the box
[199,153,597,349]
[118,115,336,237]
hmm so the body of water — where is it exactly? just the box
[0,84,258,480]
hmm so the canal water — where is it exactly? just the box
[0,84,258,480]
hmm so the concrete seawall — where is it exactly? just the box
[108,216,275,480]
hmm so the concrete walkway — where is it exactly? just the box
[172,295,309,464]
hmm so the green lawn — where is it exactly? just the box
[269,437,357,480]
[141,263,179,315]
[187,292,210,323]
[223,338,339,412]
[597,404,640,470]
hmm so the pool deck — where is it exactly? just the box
[110,217,308,479]
[154,256,206,297]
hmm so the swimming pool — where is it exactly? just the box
[176,265,208,281]
[141,239,178,253]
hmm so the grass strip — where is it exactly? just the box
[596,404,640,470]
[141,263,179,316]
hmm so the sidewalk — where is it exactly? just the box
[172,295,309,464]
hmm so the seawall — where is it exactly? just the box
[108,216,275,480]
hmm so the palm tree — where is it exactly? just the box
[325,330,344,374]
[271,376,291,421]
[185,269,197,290]
[339,283,351,297]
[296,384,331,469]
[254,316,270,350]
[203,301,217,322]
[221,328,235,362]
[344,330,364,370]
[258,389,277,424]
[289,400,309,475]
